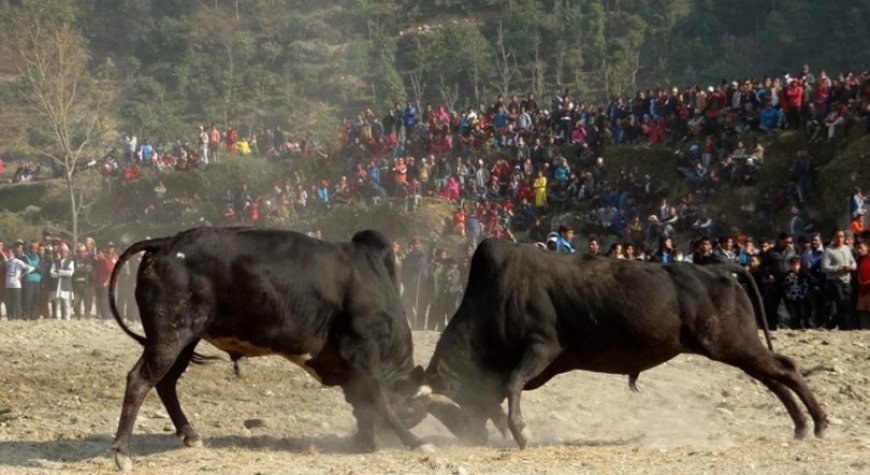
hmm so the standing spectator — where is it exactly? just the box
[850,210,866,236]
[93,242,119,320]
[197,126,209,165]
[855,240,870,329]
[140,140,153,165]
[555,225,576,253]
[50,243,75,320]
[653,236,677,264]
[850,186,866,217]
[21,241,42,320]
[401,239,428,329]
[125,134,138,165]
[465,212,481,249]
[693,236,728,265]
[533,170,548,209]
[72,243,95,319]
[4,243,34,320]
[38,242,55,318]
[821,228,857,329]
[208,124,221,163]
[0,240,6,317]
[782,256,813,328]
[760,233,795,330]
[224,124,238,153]
[586,236,600,256]
[714,236,739,263]
[801,233,827,327]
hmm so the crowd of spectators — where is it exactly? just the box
[1,231,139,322]
[2,65,869,329]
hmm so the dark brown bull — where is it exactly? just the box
[108,228,430,471]
[418,238,828,448]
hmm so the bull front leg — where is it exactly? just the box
[505,345,559,449]
[339,337,430,452]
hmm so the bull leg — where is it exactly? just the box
[112,342,189,472]
[725,352,828,439]
[155,342,202,448]
[340,337,429,451]
[488,404,509,439]
[769,354,828,438]
[350,400,377,452]
[506,345,559,449]
[374,385,434,451]
[756,377,808,439]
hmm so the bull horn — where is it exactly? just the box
[414,385,433,399]
[426,393,461,410]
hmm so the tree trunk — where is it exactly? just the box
[67,167,79,245]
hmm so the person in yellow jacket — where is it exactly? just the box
[533,170,548,209]
[236,137,252,155]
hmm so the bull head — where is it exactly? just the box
[411,370,504,445]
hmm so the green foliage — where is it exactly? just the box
[818,135,870,222]
[0,209,43,242]
[2,0,869,240]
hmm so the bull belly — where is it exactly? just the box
[566,349,679,375]
[203,336,322,382]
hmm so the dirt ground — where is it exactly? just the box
[0,320,867,474]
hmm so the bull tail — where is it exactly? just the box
[109,237,171,345]
[109,236,223,366]
[731,264,773,351]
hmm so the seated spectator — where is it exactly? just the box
[758,100,783,132]
[822,101,849,141]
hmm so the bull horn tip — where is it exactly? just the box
[414,384,433,399]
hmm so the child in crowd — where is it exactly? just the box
[782,256,813,329]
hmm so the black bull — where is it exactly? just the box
[418,239,828,448]
[108,228,434,471]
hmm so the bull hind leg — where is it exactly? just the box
[155,342,203,448]
[112,340,193,471]
[722,352,828,439]
[506,345,560,449]
[769,353,828,438]
[756,377,809,439]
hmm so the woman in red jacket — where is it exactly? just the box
[856,240,870,329]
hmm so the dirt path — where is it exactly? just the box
[0,320,867,474]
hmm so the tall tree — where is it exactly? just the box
[1,0,110,243]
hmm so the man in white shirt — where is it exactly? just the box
[821,228,857,329]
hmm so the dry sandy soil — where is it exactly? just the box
[0,320,868,474]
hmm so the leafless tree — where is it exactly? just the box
[493,20,514,99]
[3,6,110,244]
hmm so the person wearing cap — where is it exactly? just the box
[554,225,575,253]
[93,241,119,320]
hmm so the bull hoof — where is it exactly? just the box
[176,428,203,447]
[114,452,133,472]
[184,435,203,448]
[794,425,809,440]
[814,421,828,439]
[514,426,532,449]
[350,432,376,453]
[416,443,437,453]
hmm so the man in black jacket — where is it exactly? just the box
[760,233,797,329]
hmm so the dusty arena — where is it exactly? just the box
[0,320,867,474]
